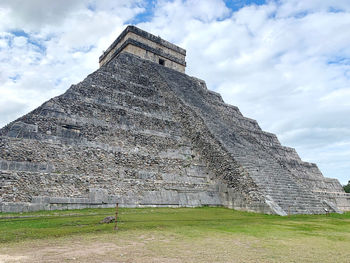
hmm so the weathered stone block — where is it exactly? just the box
[0,161,8,170]
[31,196,50,204]
[88,188,108,204]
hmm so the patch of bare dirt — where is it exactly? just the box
[0,233,183,263]
[0,255,28,263]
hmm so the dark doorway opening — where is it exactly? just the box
[159,58,165,66]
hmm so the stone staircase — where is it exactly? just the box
[155,60,330,214]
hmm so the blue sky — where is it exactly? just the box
[224,0,266,10]
[0,0,350,185]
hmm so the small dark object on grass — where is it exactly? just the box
[100,216,115,224]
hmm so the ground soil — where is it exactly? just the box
[0,230,279,263]
[1,229,348,263]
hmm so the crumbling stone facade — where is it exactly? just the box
[0,26,349,214]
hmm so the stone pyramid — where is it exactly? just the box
[1,26,349,214]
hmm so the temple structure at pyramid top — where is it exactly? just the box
[99,25,187,73]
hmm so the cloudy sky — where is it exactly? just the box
[0,0,349,184]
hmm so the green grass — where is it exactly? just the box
[0,207,349,243]
[1,207,350,262]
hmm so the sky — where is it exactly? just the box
[0,0,349,185]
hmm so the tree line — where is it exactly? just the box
[344,181,350,193]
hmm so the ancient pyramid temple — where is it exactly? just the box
[1,26,349,214]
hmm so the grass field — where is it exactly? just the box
[0,207,349,262]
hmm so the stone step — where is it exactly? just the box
[268,197,322,204]
[72,78,167,105]
[32,108,182,138]
[55,95,174,123]
[0,138,198,170]
[85,71,162,101]
[101,65,156,91]
[212,103,243,119]
[232,155,326,212]
[156,64,327,214]
[1,115,186,151]
[0,161,215,204]
[66,88,169,117]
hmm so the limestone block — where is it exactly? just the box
[49,197,70,204]
[181,193,201,207]
[27,203,49,212]
[88,188,108,204]
[6,122,38,138]
[50,204,68,210]
[31,196,50,204]
[198,192,221,206]
[0,161,8,170]
[1,202,27,213]
[119,193,139,206]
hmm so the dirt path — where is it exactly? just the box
[1,230,349,263]
[0,231,255,263]
[0,238,179,263]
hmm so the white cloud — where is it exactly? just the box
[276,0,350,17]
[0,0,84,29]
